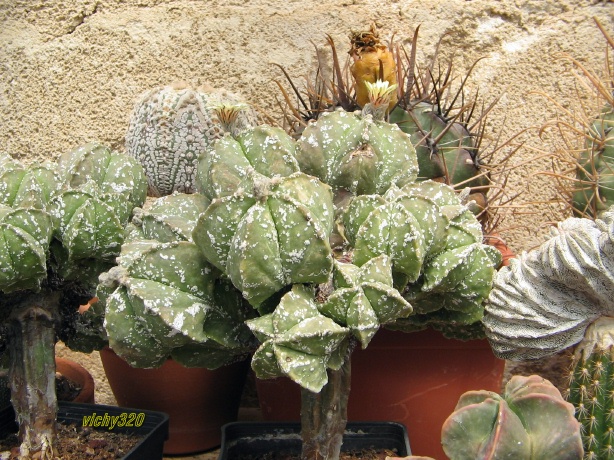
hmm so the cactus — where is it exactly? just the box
[543,18,614,220]
[295,85,419,196]
[126,82,259,197]
[572,105,614,218]
[195,122,299,200]
[568,317,614,460]
[482,207,614,459]
[342,181,500,339]
[0,147,146,458]
[193,171,335,309]
[441,375,583,460]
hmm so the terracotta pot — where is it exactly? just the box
[256,328,505,459]
[484,233,515,267]
[55,357,95,404]
[99,348,249,455]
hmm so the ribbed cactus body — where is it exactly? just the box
[126,192,210,243]
[484,211,614,360]
[247,284,350,392]
[341,181,499,338]
[126,82,258,197]
[568,317,614,460]
[296,109,418,195]
[573,106,614,218]
[389,103,489,218]
[100,240,253,369]
[196,125,299,200]
[442,375,582,460]
[320,255,412,347]
[0,157,59,209]
[58,143,147,211]
[193,172,334,309]
[0,205,53,293]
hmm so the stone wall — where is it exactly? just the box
[2,0,613,403]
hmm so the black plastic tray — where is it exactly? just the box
[219,421,411,459]
[0,401,169,460]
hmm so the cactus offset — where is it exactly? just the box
[126,82,258,197]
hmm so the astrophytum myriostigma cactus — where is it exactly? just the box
[296,99,418,195]
[247,284,350,392]
[98,240,254,369]
[126,192,211,243]
[126,82,259,197]
[441,375,582,460]
[193,171,334,309]
[342,180,500,338]
[319,255,412,347]
[0,205,53,294]
[195,122,299,200]
[0,154,59,209]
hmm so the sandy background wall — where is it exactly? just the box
[2,0,614,404]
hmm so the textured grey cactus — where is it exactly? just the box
[483,207,614,458]
[126,82,259,197]
[0,146,146,459]
[483,210,614,360]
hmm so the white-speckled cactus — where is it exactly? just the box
[296,82,418,196]
[195,122,299,200]
[0,148,146,459]
[483,207,614,458]
[342,181,500,339]
[185,81,499,460]
[193,171,335,309]
[126,82,259,197]
[96,191,255,369]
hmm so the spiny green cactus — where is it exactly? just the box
[193,171,335,309]
[441,375,583,460]
[572,105,614,218]
[126,82,259,197]
[567,317,614,460]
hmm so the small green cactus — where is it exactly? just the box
[126,82,259,197]
[568,317,614,460]
[572,106,614,218]
[441,375,583,460]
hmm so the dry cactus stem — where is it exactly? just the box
[126,82,258,197]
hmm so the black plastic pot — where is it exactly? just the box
[0,401,169,459]
[219,421,411,459]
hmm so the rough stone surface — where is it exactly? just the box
[2,0,613,441]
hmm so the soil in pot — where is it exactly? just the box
[230,449,402,460]
[0,423,141,459]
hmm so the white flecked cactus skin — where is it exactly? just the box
[125,81,259,197]
[483,208,614,360]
